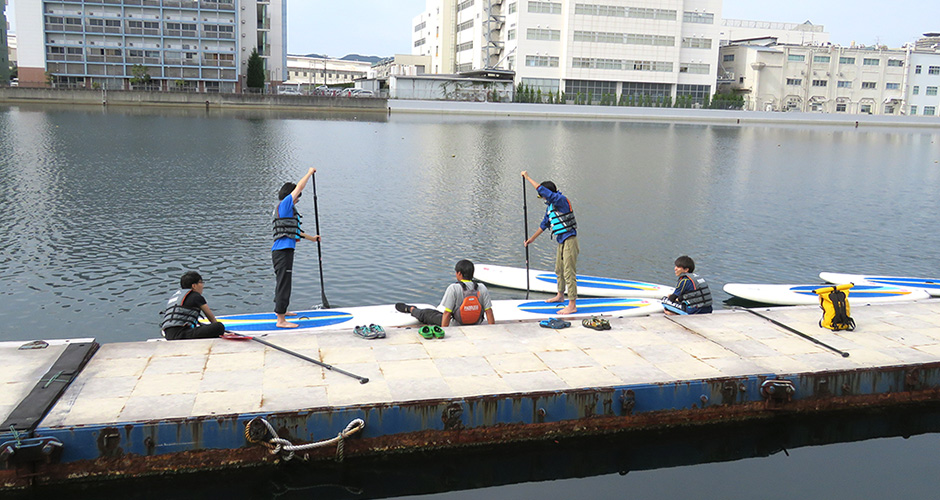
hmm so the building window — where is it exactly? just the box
[786,78,802,86]
[521,77,560,94]
[415,21,426,32]
[788,54,805,62]
[575,5,676,20]
[930,66,940,75]
[886,82,900,90]
[457,19,474,32]
[679,63,710,74]
[528,28,561,41]
[860,104,872,113]
[913,86,920,95]
[915,65,922,74]
[456,41,474,52]
[861,81,877,89]
[837,81,851,88]
[888,59,904,67]
[574,31,673,46]
[836,103,847,112]
[813,55,830,63]
[839,57,855,65]
[676,84,711,105]
[926,106,937,116]
[927,86,938,96]
[564,79,617,101]
[863,58,880,66]
[723,54,734,62]
[526,55,559,67]
[508,29,516,40]
[812,80,827,87]
[528,1,562,14]
[681,37,712,49]
[509,2,517,14]
[621,81,671,99]
[457,0,475,11]
[682,12,714,24]
[910,105,917,115]
[414,38,426,47]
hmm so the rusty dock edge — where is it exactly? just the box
[3,361,940,488]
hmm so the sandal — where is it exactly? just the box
[354,325,379,339]
[419,325,434,339]
[369,324,387,338]
[432,325,445,339]
[539,317,571,329]
[581,316,610,331]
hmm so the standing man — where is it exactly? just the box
[160,271,225,340]
[522,171,578,314]
[272,167,321,328]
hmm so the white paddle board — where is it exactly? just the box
[211,303,435,333]
[820,272,940,297]
[723,283,929,306]
[475,264,673,298]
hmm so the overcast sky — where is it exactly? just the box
[7,1,940,57]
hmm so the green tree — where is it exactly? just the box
[246,48,265,90]
[129,64,151,88]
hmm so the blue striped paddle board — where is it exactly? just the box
[723,283,930,306]
[475,264,672,298]
[820,272,940,297]
[210,303,435,333]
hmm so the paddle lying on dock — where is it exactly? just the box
[743,309,850,358]
[223,331,369,384]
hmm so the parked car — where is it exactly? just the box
[277,86,301,95]
[353,90,374,98]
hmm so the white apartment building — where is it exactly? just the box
[284,55,371,89]
[13,0,286,92]
[907,34,940,116]
[718,40,908,114]
[1,0,10,84]
[413,0,722,104]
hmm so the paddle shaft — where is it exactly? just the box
[227,331,369,383]
[311,172,330,309]
[522,175,530,299]
[745,309,850,358]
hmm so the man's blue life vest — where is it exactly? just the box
[548,202,577,236]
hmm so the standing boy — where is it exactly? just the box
[522,171,578,315]
[663,255,713,315]
[160,271,225,340]
[272,167,321,328]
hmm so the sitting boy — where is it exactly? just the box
[160,271,226,340]
[662,255,713,315]
[396,259,496,327]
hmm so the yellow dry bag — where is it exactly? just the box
[813,283,855,331]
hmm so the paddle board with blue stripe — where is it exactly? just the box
[490,297,661,320]
[820,272,940,297]
[211,303,435,333]
[475,264,673,298]
[723,283,930,306]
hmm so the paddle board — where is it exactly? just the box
[490,297,661,320]
[820,272,940,297]
[723,283,930,306]
[475,264,673,298]
[211,303,436,333]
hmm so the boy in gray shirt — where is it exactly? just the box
[396,259,495,327]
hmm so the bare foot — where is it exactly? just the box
[557,305,577,315]
[285,312,298,317]
[276,321,299,328]
[545,294,565,303]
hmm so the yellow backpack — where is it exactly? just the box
[813,284,855,331]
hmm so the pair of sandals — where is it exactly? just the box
[539,317,571,329]
[581,316,611,331]
[354,324,386,339]
[419,325,445,339]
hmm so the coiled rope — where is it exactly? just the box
[245,417,365,462]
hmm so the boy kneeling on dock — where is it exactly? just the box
[160,271,225,340]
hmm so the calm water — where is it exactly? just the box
[2,104,940,497]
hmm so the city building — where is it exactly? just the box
[13,0,286,92]
[412,0,722,105]
[719,19,829,46]
[369,54,432,79]
[718,39,908,114]
[284,55,371,89]
[7,33,15,68]
[907,34,940,116]
[1,0,10,84]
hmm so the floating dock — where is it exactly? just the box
[4,301,940,488]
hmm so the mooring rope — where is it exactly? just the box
[245,417,365,462]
